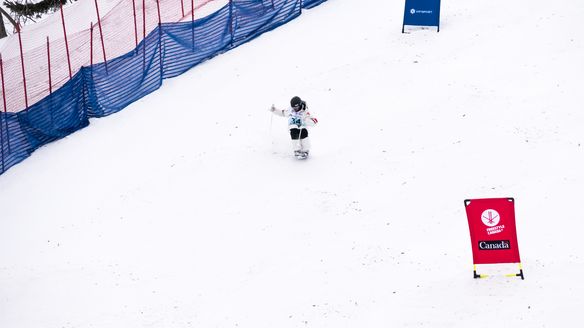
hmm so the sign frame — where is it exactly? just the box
[464,197,524,280]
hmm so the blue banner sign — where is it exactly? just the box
[402,0,441,32]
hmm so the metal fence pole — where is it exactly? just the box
[229,0,233,47]
[0,53,10,153]
[16,24,28,109]
[142,0,146,41]
[132,0,139,48]
[47,37,52,94]
[46,36,55,127]
[157,0,162,78]
[94,0,108,73]
[60,3,73,79]
[191,0,195,51]
[90,22,94,67]
[142,0,146,71]
[0,54,6,113]
[156,0,161,25]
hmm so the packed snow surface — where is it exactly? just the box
[1,0,584,327]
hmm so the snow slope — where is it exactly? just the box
[1,0,584,327]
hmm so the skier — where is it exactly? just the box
[270,96,318,159]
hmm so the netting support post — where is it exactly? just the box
[89,21,94,116]
[60,3,73,79]
[131,0,138,49]
[46,36,55,127]
[191,0,195,51]
[230,0,234,38]
[157,0,162,78]
[95,0,108,73]
[156,0,161,25]
[142,0,146,72]
[0,53,6,114]
[180,0,185,17]
[0,109,3,173]
[16,24,28,110]
[142,0,146,41]
[0,52,8,168]
[47,37,52,94]
[90,22,94,67]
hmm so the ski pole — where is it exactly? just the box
[269,111,273,137]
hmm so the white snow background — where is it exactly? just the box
[1,0,584,327]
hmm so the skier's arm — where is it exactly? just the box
[303,111,318,126]
[269,104,287,117]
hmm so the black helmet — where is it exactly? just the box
[290,96,304,111]
[290,96,302,108]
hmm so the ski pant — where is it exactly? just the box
[290,128,310,152]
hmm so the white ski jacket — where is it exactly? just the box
[271,106,318,129]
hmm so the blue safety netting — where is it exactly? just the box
[0,0,328,176]
[303,0,327,9]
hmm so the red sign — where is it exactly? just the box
[464,198,521,264]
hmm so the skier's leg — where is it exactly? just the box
[299,129,310,155]
[290,128,302,156]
